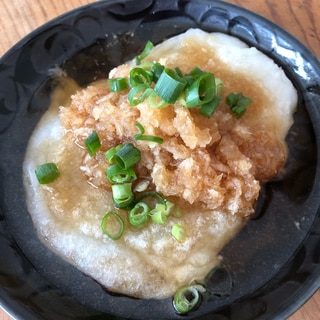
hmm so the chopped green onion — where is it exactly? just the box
[135,40,154,65]
[200,95,221,118]
[134,122,164,144]
[226,92,252,118]
[128,68,153,88]
[105,144,124,164]
[150,205,168,224]
[128,85,152,106]
[177,93,188,107]
[112,183,135,209]
[149,201,174,224]
[138,61,154,71]
[175,67,183,78]
[171,224,186,241]
[129,202,150,227]
[164,200,175,212]
[85,130,101,157]
[154,68,187,104]
[35,163,60,184]
[105,54,251,120]
[108,77,128,92]
[112,183,135,208]
[147,91,169,109]
[188,66,206,78]
[215,78,224,96]
[106,163,137,184]
[112,143,141,170]
[182,67,205,88]
[173,286,201,315]
[101,211,124,240]
[135,122,145,134]
[151,62,165,82]
[134,191,167,206]
[185,73,216,108]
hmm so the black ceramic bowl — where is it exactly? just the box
[0,0,320,319]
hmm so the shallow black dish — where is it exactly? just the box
[0,0,320,319]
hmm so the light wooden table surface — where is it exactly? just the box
[0,0,319,319]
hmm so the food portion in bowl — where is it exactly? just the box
[23,29,297,313]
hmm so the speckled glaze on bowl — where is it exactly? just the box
[0,0,320,319]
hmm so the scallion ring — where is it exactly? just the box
[112,143,141,170]
[134,122,164,144]
[149,207,168,224]
[215,78,224,96]
[138,61,154,71]
[129,202,150,227]
[128,85,152,106]
[171,224,186,241]
[154,68,187,104]
[85,130,101,157]
[150,62,165,82]
[185,73,216,108]
[112,183,135,208]
[147,91,169,109]
[101,211,124,240]
[106,163,137,184]
[108,77,128,92]
[128,68,153,88]
[105,144,124,164]
[199,95,221,118]
[134,191,167,206]
[135,122,145,135]
[173,286,201,315]
[226,92,252,118]
[135,40,154,65]
[35,163,60,184]
[149,201,174,224]
[188,66,206,78]
[134,134,164,144]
